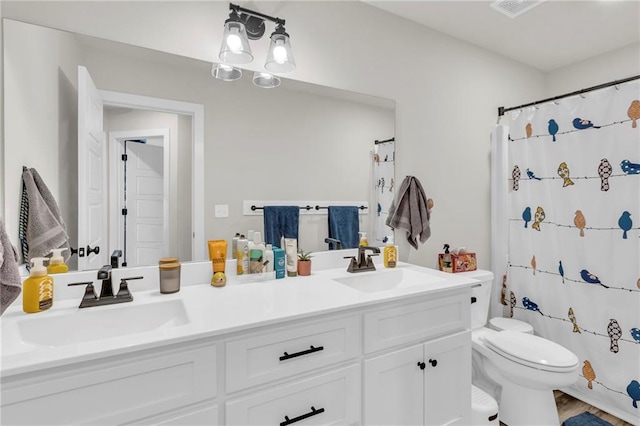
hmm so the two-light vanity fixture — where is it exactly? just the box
[212,3,295,88]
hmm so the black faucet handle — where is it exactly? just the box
[68,281,98,305]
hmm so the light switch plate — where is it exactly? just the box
[214,204,229,218]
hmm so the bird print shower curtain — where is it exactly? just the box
[503,79,640,423]
[372,140,395,244]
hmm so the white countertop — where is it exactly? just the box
[1,262,478,378]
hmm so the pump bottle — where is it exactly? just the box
[383,236,397,268]
[358,232,368,246]
[47,248,69,274]
[23,257,54,313]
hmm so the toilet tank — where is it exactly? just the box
[459,270,494,330]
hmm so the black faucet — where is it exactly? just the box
[68,273,143,309]
[324,238,342,250]
[345,246,380,273]
[111,250,123,269]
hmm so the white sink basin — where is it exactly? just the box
[333,268,444,293]
[17,300,189,347]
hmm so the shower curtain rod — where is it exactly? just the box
[497,74,640,117]
[374,137,395,144]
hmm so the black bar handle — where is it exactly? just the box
[67,281,95,287]
[279,345,324,361]
[280,406,325,426]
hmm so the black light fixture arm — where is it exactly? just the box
[230,3,285,26]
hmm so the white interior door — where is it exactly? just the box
[122,140,166,267]
[77,66,107,271]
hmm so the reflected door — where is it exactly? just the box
[77,66,107,271]
[122,141,166,266]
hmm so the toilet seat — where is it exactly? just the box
[484,330,578,372]
[489,317,533,333]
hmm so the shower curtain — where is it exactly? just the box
[372,140,395,245]
[500,80,640,423]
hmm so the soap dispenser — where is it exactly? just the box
[358,232,369,247]
[47,248,69,274]
[384,236,397,268]
[23,257,54,313]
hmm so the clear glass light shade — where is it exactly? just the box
[219,21,253,64]
[265,33,295,73]
[252,72,281,89]
[211,63,242,81]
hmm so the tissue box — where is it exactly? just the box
[438,252,477,273]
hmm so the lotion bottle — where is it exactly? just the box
[236,234,249,275]
[23,257,54,313]
[265,244,274,273]
[248,231,265,274]
[383,236,397,268]
[47,248,69,274]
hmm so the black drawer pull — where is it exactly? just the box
[280,406,325,426]
[279,345,324,361]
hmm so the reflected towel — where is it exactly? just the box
[263,206,299,248]
[1,219,22,315]
[328,206,359,249]
[21,167,70,263]
[386,176,430,249]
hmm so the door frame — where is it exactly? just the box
[100,90,205,261]
[108,129,170,265]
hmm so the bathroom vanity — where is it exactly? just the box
[0,261,475,425]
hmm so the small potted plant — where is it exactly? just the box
[297,249,313,276]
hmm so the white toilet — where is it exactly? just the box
[463,270,580,426]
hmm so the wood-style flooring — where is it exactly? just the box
[554,391,633,426]
[498,391,633,426]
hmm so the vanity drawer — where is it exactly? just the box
[225,316,360,393]
[1,343,217,425]
[363,292,469,354]
[225,364,360,426]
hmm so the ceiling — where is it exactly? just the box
[365,0,640,72]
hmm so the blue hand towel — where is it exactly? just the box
[328,206,359,249]
[263,206,299,248]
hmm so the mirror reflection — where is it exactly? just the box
[3,19,395,272]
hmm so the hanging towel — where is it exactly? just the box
[263,206,300,248]
[386,176,431,250]
[21,167,70,263]
[328,206,360,249]
[1,219,22,315]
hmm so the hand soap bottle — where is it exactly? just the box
[47,248,69,274]
[383,236,397,268]
[358,232,368,246]
[23,257,54,313]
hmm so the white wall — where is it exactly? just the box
[2,1,549,269]
[3,18,81,262]
[545,43,640,97]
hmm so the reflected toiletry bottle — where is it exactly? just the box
[248,232,265,274]
[232,233,240,259]
[442,244,452,273]
[265,244,274,273]
[23,257,54,313]
[384,236,397,268]
[236,234,249,275]
[47,248,68,274]
[359,232,368,246]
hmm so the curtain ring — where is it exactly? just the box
[579,93,586,98]
[614,84,620,90]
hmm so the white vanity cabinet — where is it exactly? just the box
[1,271,473,426]
[1,342,218,425]
[362,292,472,426]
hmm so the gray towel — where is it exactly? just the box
[22,167,70,263]
[1,219,22,315]
[386,176,431,250]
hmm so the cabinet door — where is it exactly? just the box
[364,344,424,426]
[423,331,471,426]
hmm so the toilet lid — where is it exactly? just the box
[490,317,533,333]
[484,330,578,372]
